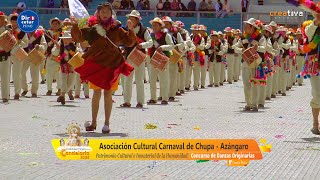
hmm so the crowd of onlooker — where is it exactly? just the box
[46,0,235,17]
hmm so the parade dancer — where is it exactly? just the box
[45,17,62,96]
[263,25,279,100]
[21,26,47,97]
[224,27,237,84]
[295,28,305,86]
[175,21,194,94]
[199,25,210,88]
[162,16,184,101]
[8,13,28,100]
[233,29,242,82]
[190,24,205,91]
[287,29,297,90]
[71,2,136,133]
[74,41,89,99]
[277,26,291,96]
[209,30,227,87]
[0,12,11,103]
[218,31,227,85]
[304,14,320,134]
[183,25,196,91]
[234,18,266,111]
[121,10,153,108]
[269,21,280,98]
[52,30,79,105]
[147,17,174,105]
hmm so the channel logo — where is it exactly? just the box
[18,10,40,33]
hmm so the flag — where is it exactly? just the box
[68,0,89,19]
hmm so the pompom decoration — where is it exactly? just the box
[250,63,267,86]
[297,54,320,78]
[286,0,320,14]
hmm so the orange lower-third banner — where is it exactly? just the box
[52,139,264,163]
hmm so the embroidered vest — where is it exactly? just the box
[125,24,146,58]
[209,40,222,62]
[148,32,169,57]
[203,36,210,55]
[226,36,235,54]
[241,33,264,59]
[46,30,62,56]
[59,42,77,64]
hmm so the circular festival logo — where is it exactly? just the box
[17,10,40,33]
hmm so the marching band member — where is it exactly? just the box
[199,25,210,88]
[75,41,89,99]
[147,17,174,105]
[233,29,242,82]
[8,13,28,100]
[45,17,62,96]
[289,29,298,89]
[176,21,195,94]
[71,2,136,133]
[52,30,79,105]
[183,25,196,91]
[121,10,153,108]
[269,21,280,98]
[304,14,320,134]
[162,16,184,101]
[295,28,305,86]
[277,26,292,96]
[234,18,266,111]
[0,12,11,102]
[224,27,237,84]
[190,24,205,91]
[21,26,47,97]
[209,30,227,87]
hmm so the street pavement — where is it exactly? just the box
[0,69,320,180]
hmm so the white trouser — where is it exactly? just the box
[0,59,10,99]
[258,85,266,106]
[279,58,289,93]
[200,56,208,87]
[214,61,222,86]
[150,64,169,101]
[286,58,292,88]
[242,64,258,108]
[21,60,40,94]
[221,63,226,82]
[39,60,46,81]
[46,58,61,91]
[169,62,178,97]
[266,74,273,98]
[120,74,125,93]
[9,56,22,95]
[193,61,201,88]
[296,55,305,84]
[146,56,152,82]
[226,54,234,82]
[9,61,12,82]
[272,66,279,95]
[60,72,76,94]
[233,54,241,81]
[310,75,320,108]
[177,57,187,91]
[185,59,193,88]
[123,61,145,104]
[208,60,214,85]
[75,73,89,96]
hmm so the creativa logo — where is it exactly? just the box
[18,10,40,33]
[269,10,304,17]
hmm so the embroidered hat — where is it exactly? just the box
[199,25,207,31]
[276,26,286,32]
[236,29,242,34]
[243,18,260,29]
[269,21,277,27]
[210,30,219,36]
[190,24,201,30]
[50,17,61,26]
[162,16,173,23]
[263,25,273,33]
[218,31,223,35]
[63,18,71,24]
[295,28,302,34]
[224,27,233,32]
[0,11,6,17]
[150,17,165,27]
[60,31,72,39]
[175,21,185,28]
[126,10,142,20]
[8,13,18,22]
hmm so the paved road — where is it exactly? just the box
[0,70,320,180]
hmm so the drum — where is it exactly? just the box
[27,48,46,65]
[242,47,260,68]
[68,52,84,69]
[11,45,28,61]
[150,51,169,71]
[170,48,182,64]
[127,47,146,67]
[0,31,17,52]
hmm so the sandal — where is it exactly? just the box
[147,100,157,104]
[85,124,97,132]
[102,125,111,134]
[243,106,251,111]
[120,103,131,107]
[136,103,143,108]
[311,128,320,135]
